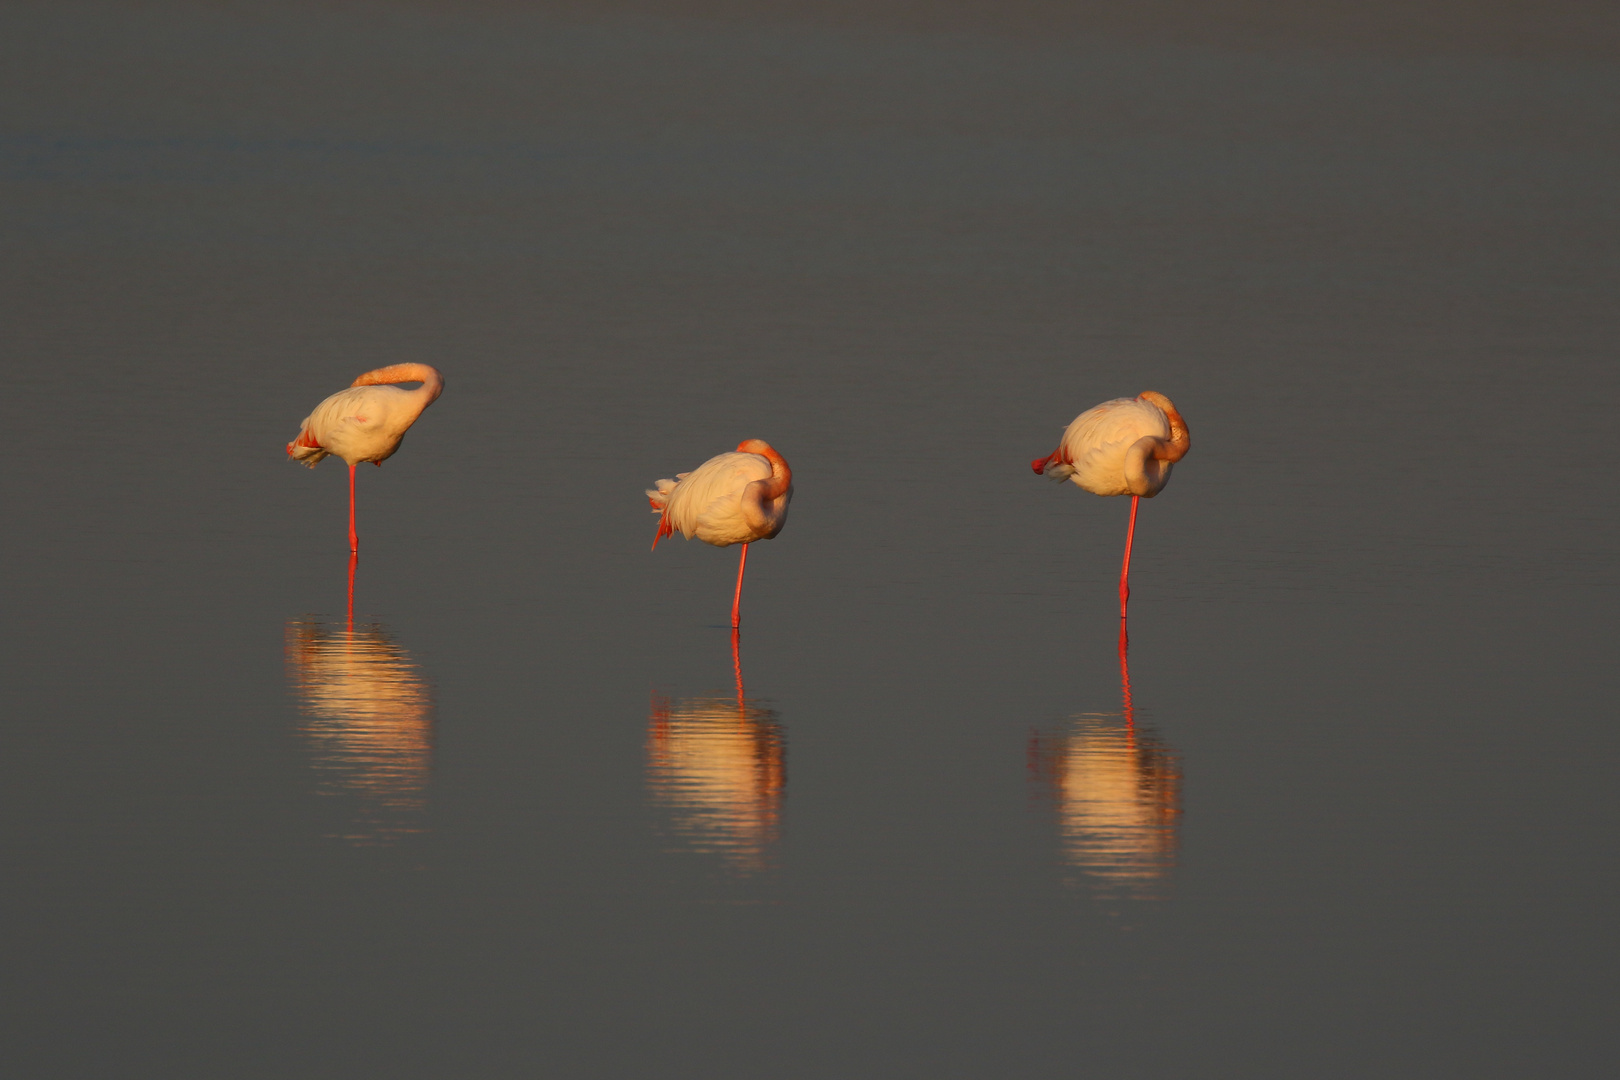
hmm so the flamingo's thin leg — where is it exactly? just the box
[731,542,750,629]
[346,551,358,632]
[1119,494,1140,621]
[1118,627,1135,729]
[732,627,745,707]
[348,463,359,554]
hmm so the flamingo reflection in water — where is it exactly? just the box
[647,632,786,875]
[284,580,434,845]
[1028,641,1182,898]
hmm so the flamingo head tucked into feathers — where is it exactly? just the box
[736,440,793,538]
[1135,391,1189,463]
[735,439,792,499]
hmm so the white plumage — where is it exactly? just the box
[647,442,792,549]
[1035,395,1182,498]
[287,364,445,469]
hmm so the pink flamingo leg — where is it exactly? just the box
[1119,494,1140,622]
[732,627,745,707]
[731,542,750,630]
[348,463,359,553]
[346,551,358,631]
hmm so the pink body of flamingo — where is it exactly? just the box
[1031,391,1190,623]
[647,440,793,629]
[287,364,445,552]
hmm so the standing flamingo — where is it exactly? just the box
[287,364,445,552]
[1031,392,1190,624]
[647,440,793,629]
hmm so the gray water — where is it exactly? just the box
[3,2,1617,1075]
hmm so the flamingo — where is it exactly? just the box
[286,364,445,552]
[647,440,793,629]
[1031,391,1190,624]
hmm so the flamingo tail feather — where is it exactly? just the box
[1031,449,1073,481]
[287,426,328,468]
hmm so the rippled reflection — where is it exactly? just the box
[1028,643,1182,898]
[646,633,785,875]
[284,614,433,845]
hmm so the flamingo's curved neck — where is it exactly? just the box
[352,364,446,417]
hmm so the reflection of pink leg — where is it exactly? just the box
[1119,495,1139,620]
[731,542,750,629]
[348,464,359,553]
[347,551,358,631]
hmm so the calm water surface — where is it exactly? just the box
[2,2,1616,1075]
